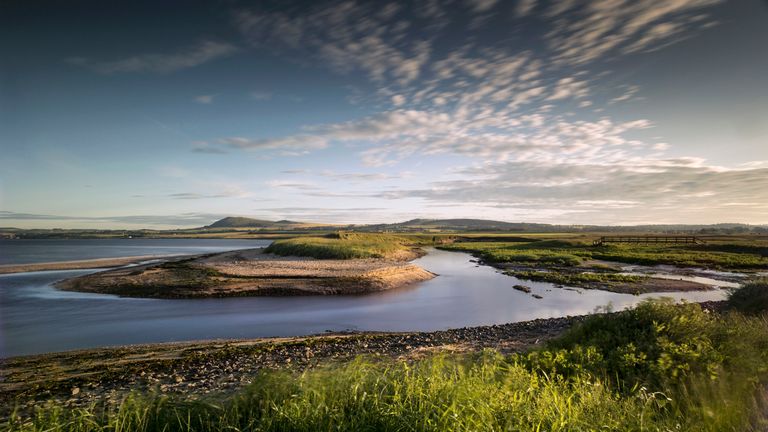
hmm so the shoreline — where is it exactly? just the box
[1,301,728,417]
[0,255,186,275]
[0,315,581,415]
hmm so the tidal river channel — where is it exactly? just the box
[0,239,729,357]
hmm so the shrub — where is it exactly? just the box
[728,278,768,315]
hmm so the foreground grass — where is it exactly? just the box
[441,238,768,269]
[9,297,768,431]
[264,232,440,260]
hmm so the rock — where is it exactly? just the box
[513,285,532,293]
[71,387,80,396]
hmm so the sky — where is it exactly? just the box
[1,0,767,229]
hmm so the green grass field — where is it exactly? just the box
[440,237,768,270]
[9,283,768,431]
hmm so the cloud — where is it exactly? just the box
[374,160,768,224]
[250,91,273,100]
[184,0,755,224]
[316,170,405,181]
[0,212,226,227]
[610,85,640,103]
[191,141,228,154]
[265,180,322,191]
[220,0,727,170]
[465,0,498,13]
[195,94,215,104]
[156,164,190,178]
[219,135,329,152]
[167,193,227,200]
[545,0,724,66]
[515,0,537,17]
[546,77,590,101]
[67,40,238,74]
[234,3,434,85]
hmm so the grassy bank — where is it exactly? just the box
[508,269,646,286]
[440,238,768,270]
[440,240,585,266]
[9,283,768,431]
[264,232,428,260]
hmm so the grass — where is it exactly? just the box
[440,238,768,270]
[264,232,423,260]
[440,240,585,266]
[8,299,768,431]
[587,244,768,269]
[509,270,646,286]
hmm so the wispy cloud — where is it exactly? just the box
[544,0,723,66]
[0,212,225,227]
[185,1,748,223]
[67,40,238,74]
[195,94,216,104]
[250,91,273,100]
[191,141,228,154]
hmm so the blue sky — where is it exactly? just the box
[1,0,767,228]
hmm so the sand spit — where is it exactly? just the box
[54,248,435,298]
[0,255,184,275]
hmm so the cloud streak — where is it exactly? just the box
[68,41,238,74]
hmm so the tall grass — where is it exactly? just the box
[8,300,768,431]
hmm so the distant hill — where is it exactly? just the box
[360,219,768,234]
[363,218,597,232]
[205,217,302,229]
[365,218,556,231]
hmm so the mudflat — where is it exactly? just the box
[54,248,435,298]
[0,255,180,275]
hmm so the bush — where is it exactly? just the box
[728,278,768,315]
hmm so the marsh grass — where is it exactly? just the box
[441,239,768,269]
[440,241,585,266]
[509,270,646,286]
[8,300,768,431]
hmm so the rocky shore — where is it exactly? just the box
[1,316,581,418]
[54,248,435,298]
[1,301,729,419]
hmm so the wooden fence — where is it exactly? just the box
[593,236,704,246]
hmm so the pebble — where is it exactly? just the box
[3,314,586,420]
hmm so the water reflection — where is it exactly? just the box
[0,248,728,357]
